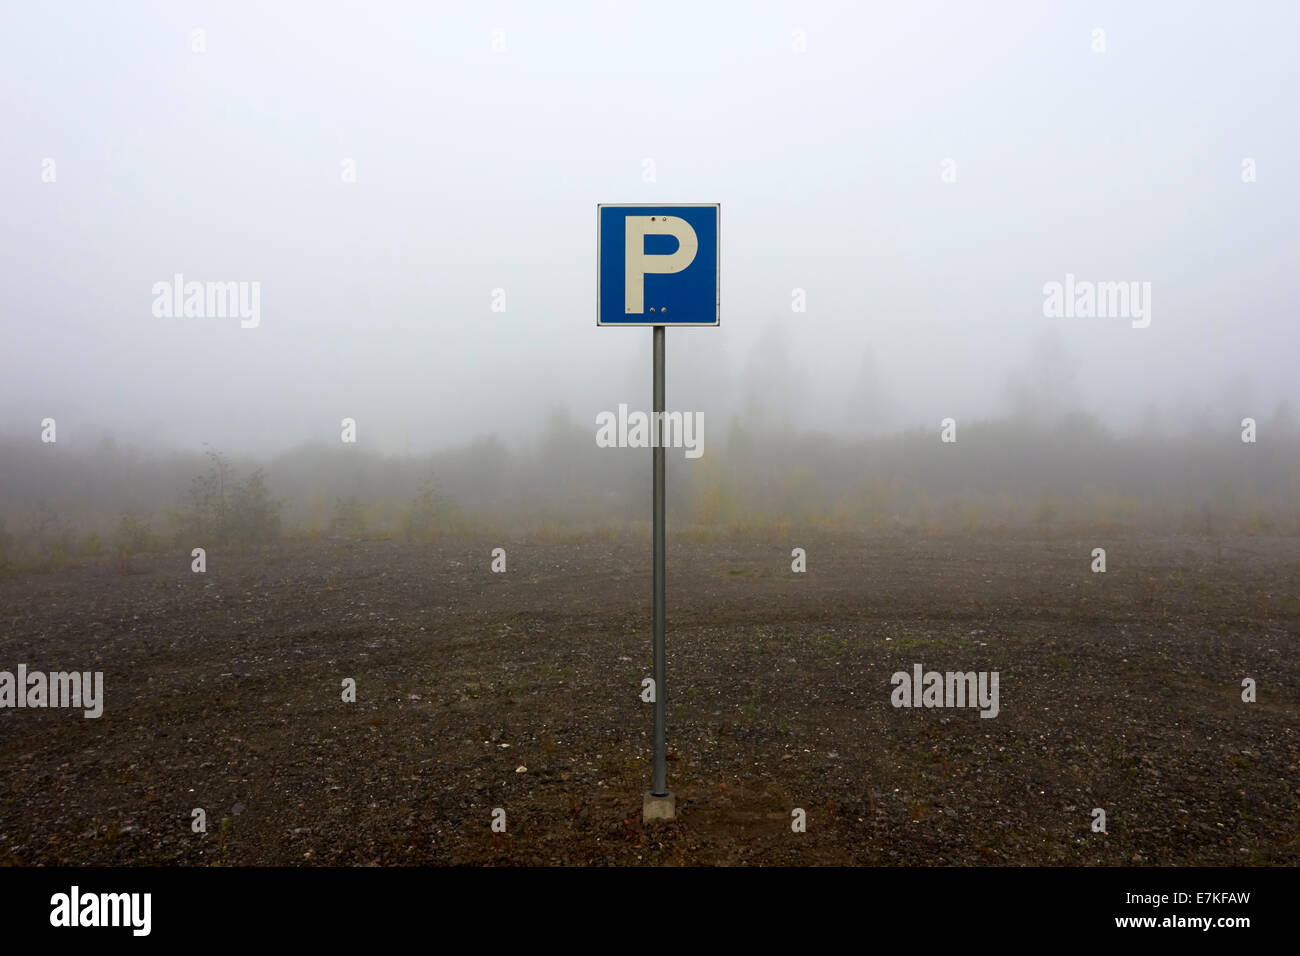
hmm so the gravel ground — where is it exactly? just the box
[0,530,1296,865]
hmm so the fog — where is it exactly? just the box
[1,2,1297,465]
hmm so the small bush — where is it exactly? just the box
[114,512,153,555]
[403,472,454,541]
[177,451,282,546]
[330,496,367,538]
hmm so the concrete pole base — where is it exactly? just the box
[643,791,677,823]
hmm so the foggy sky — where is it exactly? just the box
[2,0,1297,456]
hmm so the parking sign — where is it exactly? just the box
[597,203,720,326]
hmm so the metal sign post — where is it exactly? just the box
[597,203,719,823]
[651,324,667,799]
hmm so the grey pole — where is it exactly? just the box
[651,324,668,797]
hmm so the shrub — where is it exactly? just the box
[177,451,282,546]
[226,469,282,544]
[114,512,153,555]
[330,496,367,538]
[403,472,448,542]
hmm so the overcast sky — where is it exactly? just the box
[2,0,1297,454]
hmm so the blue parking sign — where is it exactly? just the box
[598,204,720,326]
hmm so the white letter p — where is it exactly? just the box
[625,215,697,314]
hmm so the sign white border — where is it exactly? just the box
[597,202,721,327]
